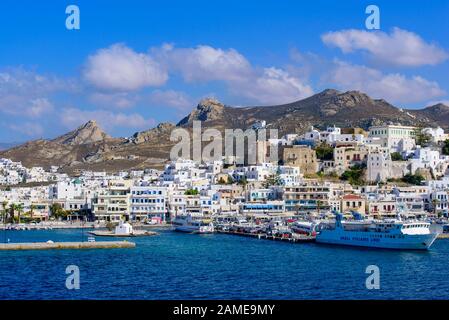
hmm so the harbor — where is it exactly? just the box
[1,227,449,300]
[171,211,445,250]
[2,211,447,249]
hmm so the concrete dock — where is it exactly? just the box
[218,230,316,243]
[0,241,136,251]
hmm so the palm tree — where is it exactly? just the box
[16,203,24,224]
[1,201,8,224]
[9,204,17,224]
[29,204,36,220]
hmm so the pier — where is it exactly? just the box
[0,241,136,251]
[217,230,316,243]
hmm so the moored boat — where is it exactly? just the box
[316,212,439,250]
[172,215,215,234]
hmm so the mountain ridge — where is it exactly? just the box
[1,89,449,173]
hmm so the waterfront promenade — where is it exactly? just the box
[0,221,171,230]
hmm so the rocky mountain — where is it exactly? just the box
[176,89,444,134]
[129,122,176,144]
[1,89,448,173]
[52,120,112,145]
[178,98,225,126]
[0,121,124,173]
[409,103,449,126]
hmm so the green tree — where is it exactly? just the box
[16,203,24,224]
[391,152,403,161]
[414,128,431,147]
[50,203,68,219]
[402,173,424,185]
[9,203,19,224]
[1,201,8,224]
[442,140,449,156]
[238,176,248,186]
[184,189,199,196]
[340,164,366,186]
[315,143,334,161]
[29,204,36,220]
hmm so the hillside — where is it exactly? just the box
[1,89,448,173]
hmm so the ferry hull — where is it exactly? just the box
[316,231,438,250]
[174,226,197,233]
[174,226,214,234]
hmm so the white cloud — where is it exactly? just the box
[154,44,252,82]
[60,108,156,131]
[83,44,168,91]
[89,92,138,109]
[154,44,313,105]
[0,68,75,94]
[28,98,54,117]
[0,95,53,118]
[322,28,448,67]
[326,61,445,104]
[9,122,44,137]
[80,43,314,106]
[0,68,67,118]
[234,67,314,104]
[148,90,193,111]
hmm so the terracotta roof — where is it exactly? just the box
[342,194,363,200]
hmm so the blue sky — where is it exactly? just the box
[0,0,448,142]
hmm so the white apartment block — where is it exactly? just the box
[369,125,416,153]
[92,180,132,221]
[130,186,167,222]
[301,126,365,146]
[408,147,449,177]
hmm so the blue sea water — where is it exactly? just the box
[0,228,448,300]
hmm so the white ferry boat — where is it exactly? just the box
[316,212,438,250]
[172,215,215,234]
